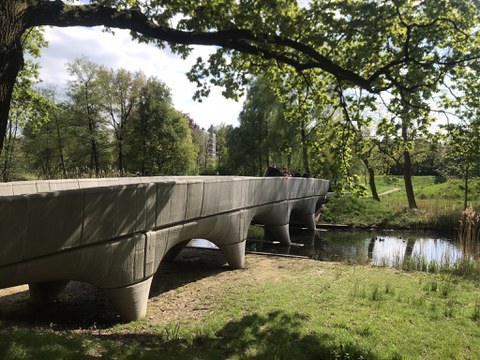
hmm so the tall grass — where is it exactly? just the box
[457,207,480,261]
[393,253,480,281]
[436,206,480,283]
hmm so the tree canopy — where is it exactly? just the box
[2,0,480,156]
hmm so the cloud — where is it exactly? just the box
[37,26,242,129]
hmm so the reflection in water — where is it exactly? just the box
[189,227,465,267]
[366,236,463,267]
[188,239,219,249]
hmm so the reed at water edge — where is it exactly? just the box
[457,207,480,261]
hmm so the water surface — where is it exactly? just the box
[189,227,464,267]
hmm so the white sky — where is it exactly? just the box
[37,26,243,130]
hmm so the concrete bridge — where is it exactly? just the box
[0,176,329,321]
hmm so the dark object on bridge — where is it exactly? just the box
[282,168,291,177]
[293,169,302,177]
[264,165,284,177]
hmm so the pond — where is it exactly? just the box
[188,226,466,268]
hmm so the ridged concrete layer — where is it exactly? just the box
[0,176,329,321]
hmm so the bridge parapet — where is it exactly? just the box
[0,176,329,321]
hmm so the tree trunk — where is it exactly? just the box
[141,116,147,176]
[300,119,309,173]
[0,1,27,158]
[258,143,264,176]
[0,64,20,159]
[403,149,417,209]
[264,116,270,175]
[90,138,100,177]
[42,122,53,179]
[464,165,469,210]
[2,116,17,182]
[88,118,100,177]
[117,137,123,172]
[54,115,68,178]
[363,158,380,201]
[401,122,417,209]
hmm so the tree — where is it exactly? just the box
[190,124,216,175]
[441,123,480,210]
[336,86,381,200]
[2,0,479,157]
[97,67,145,172]
[189,122,209,174]
[202,125,218,174]
[215,124,235,175]
[376,89,437,209]
[308,101,368,196]
[66,57,111,176]
[224,127,254,176]
[441,62,480,209]
[20,87,67,180]
[269,68,336,175]
[0,27,49,181]
[236,77,281,175]
[125,77,196,175]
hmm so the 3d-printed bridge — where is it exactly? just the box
[0,176,329,321]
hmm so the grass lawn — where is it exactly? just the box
[1,250,480,359]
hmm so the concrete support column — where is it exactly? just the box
[289,198,319,230]
[28,281,69,304]
[298,212,316,231]
[254,201,291,245]
[315,195,327,212]
[103,276,153,322]
[218,241,246,269]
[264,224,291,245]
[214,210,251,269]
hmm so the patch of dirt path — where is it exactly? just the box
[378,187,401,196]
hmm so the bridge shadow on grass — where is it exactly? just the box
[0,311,381,360]
[0,281,121,329]
[0,248,230,330]
[200,311,379,360]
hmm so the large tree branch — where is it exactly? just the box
[25,1,376,91]
[29,1,476,96]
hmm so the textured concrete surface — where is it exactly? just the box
[0,176,329,321]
